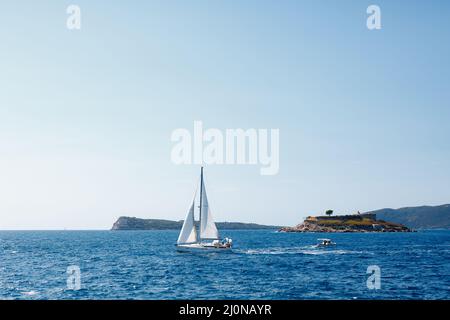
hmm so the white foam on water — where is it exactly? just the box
[238,246,363,256]
[22,290,38,296]
[300,249,351,255]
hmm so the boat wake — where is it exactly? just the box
[237,246,364,256]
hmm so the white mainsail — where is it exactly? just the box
[199,178,220,240]
[177,200,198,244]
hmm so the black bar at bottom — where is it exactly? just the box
[0,300,447,318]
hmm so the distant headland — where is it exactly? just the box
[366,204,450,229]
[111,217,281,231]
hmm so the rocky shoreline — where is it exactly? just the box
[279,213,412,233]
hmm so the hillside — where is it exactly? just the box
[367,204,450,229]
[111,216,281,230]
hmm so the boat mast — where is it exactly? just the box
[198,166,203,241]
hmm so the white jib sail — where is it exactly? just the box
[200,180,220,240]
[177,201,198,244]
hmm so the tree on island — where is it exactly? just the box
[325,210,333,216]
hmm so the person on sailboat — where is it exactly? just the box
[222,237,232,248]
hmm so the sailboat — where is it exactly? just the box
[176,167,233,251]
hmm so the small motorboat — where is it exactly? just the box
[316,238,336,247]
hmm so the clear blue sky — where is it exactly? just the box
[0,1,449,229]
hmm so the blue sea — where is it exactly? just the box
[0,230,449,300]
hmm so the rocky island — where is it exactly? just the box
[279,213,411,233]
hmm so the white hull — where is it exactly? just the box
[176,243,232,252]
